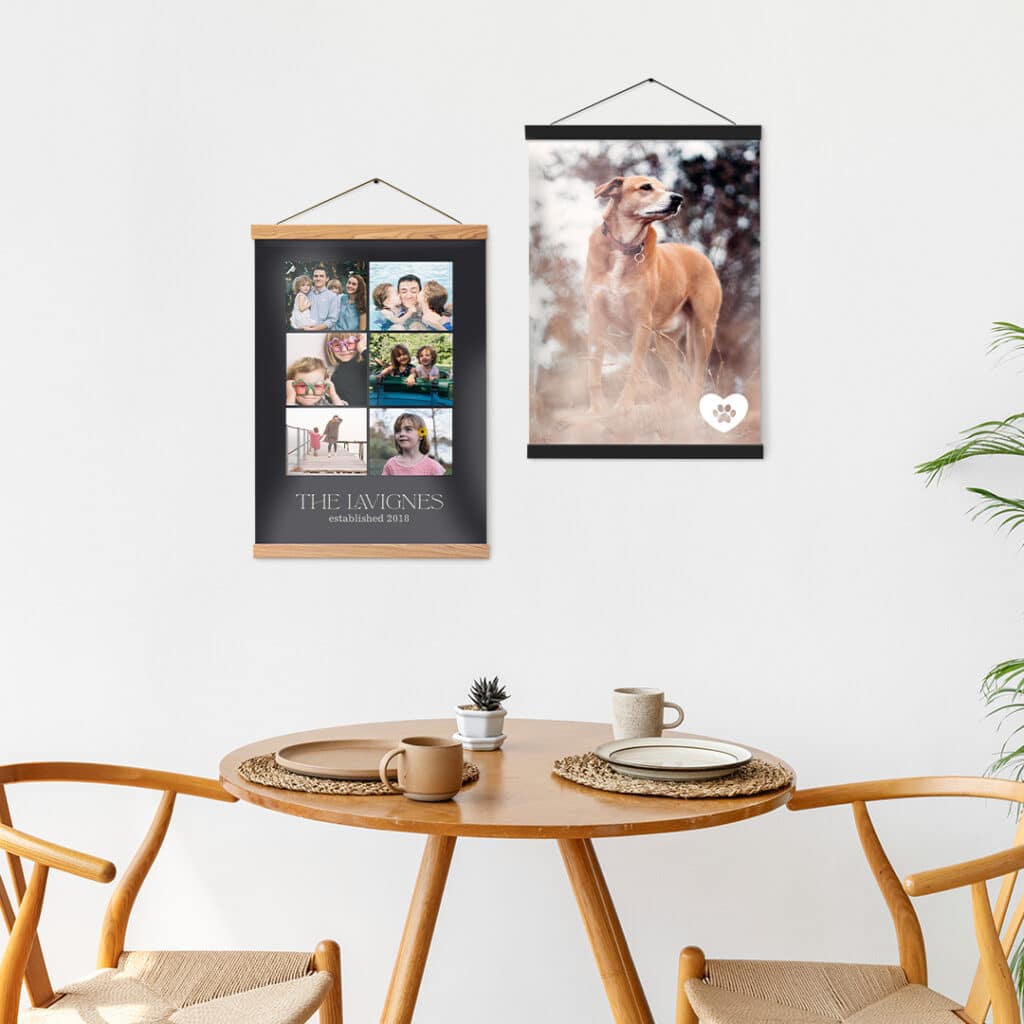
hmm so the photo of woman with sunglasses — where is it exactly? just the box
[324,332,368,407]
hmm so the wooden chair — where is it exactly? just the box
[677,777,1024,1024]
[0,762,343,1024]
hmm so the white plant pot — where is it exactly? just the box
[455,705,506,739]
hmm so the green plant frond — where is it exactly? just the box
[986,721,1024,748]
[968,488,1024,535]
[983,701,1024,720]
[985,700,1024,721]
[990,752,1024,782]
[988,733,1024,771]
[916,413,1024,483]
[983,704,1024,730]
[1010,938,1024,999]
[983,658,1024,695]
[989,321,1024,358]
[981,659,1024,786]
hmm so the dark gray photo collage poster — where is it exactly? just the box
[254,232,487,553]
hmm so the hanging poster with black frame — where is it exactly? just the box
[526,125,762,459]
[252,224,488,558]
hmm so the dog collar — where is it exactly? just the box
[601,222,646,264]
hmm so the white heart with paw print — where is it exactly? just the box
[699,393,749,433]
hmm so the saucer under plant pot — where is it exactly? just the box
[454,677,510,751]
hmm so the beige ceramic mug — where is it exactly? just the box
[378,736,465,802]
[612,687,685,740]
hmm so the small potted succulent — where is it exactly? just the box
[454,677,511,750]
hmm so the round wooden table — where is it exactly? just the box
[220,719,794,1024]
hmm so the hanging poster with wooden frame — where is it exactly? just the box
[252,224,488,558]
[526,125,762,458]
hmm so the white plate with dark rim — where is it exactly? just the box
[593,737,753,782]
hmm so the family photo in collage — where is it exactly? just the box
[283,259,455,477]
[286,261,367,332]
[368,260,454,332]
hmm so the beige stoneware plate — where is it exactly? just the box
[275,738,400,780]
[593,737,752,782]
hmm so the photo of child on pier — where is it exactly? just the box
[286,408,367,476]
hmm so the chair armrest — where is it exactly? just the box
[904,844,1024,897]
[0,822,115,883]
[788,776,1024,811]
[0,763,237,802]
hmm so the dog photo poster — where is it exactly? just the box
[526,126,762,458]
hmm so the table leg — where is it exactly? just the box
[558,838,655,1024]
[380,834,457,1024]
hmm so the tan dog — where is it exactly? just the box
[584,174,722,411]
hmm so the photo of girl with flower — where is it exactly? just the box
[369,409,452,476]
[381,413,445,476]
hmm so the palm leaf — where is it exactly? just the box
[915,414,1024,483]
[929,321,1024,998]
[968,488,1024,536]
[983,659,1024,695]
[1012,940,1024,1002]
[983,659,1024,779]
[988,321,1024,358]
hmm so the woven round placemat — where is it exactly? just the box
[238,754,479,796]
[552,753,792,798]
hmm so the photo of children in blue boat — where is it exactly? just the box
[368,333,453,408]
[369,408,452,476]
[368,262,453,332]
[285,259,368,332]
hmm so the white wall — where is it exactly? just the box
[2,1,1023,1020]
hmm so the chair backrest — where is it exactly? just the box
[790,776,1024,1024]
[0,762,234,1024]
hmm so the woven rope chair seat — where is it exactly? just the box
[19,950,331,1024]
[684,959,966,1023]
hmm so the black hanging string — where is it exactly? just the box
[276,177,462,225]
[550,77,737,126]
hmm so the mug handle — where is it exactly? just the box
[379,748,405,793]
[663,702,685,730]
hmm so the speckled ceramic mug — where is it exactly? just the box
[612,687,685,740]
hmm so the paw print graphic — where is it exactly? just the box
[699,393,748,432]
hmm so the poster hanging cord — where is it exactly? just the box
[276,177,463,225]
[549,77,737,126]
